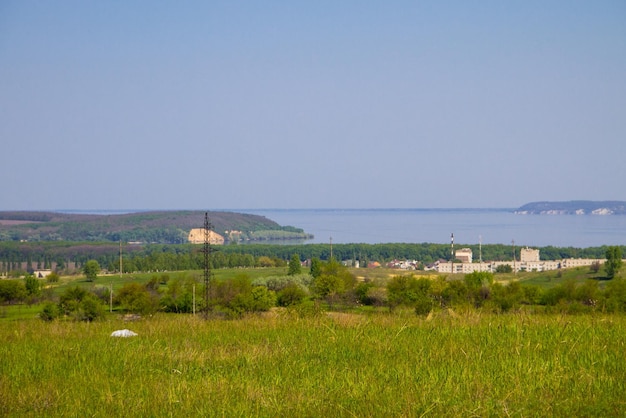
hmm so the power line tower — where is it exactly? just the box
[203,212,215,319]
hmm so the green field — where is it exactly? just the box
[1,311,625,417]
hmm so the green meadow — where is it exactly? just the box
[1,311,625,417]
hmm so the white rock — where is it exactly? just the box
[110,329,138,337]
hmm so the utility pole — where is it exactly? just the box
[203,212,214,319]
[450,233,454,274]
[479,235,482,272]
[512,239,516,274]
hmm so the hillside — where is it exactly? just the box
[515,201,626,215]
[0,211,313,243]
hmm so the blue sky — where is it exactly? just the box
[1,1,625,210]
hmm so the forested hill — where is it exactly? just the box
[515,201,626,215]
[0,211,312,243]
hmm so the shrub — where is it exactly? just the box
[441,280,469,307]
[365,287,387,307]
[256,256,275,267]
[574,280,600,306]
[253,274,313,292]
[40,302,59,321]
[46,271,60,283]
[521,284,543,305]
[161,277,196,313]
[210,275,277,315]
[0,280,27,305]
[77,294,105,321]
[489,282,524,313]
[414,294,434,316]
[355,282,375,305]
[603,278,626,313]
[539,279,576,307]
[59,286,88,316]
[92,285,111,304]
[250,286,276,311]
[277,283,307,307]
[115,283,159,315]
[289,299,324,318]
[387,275,432,308]
[57,286,106,321]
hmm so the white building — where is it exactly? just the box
[455,248,473,264]
[431,248,607,274]
[520,248,540,262]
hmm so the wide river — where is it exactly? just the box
[243,208,626,248]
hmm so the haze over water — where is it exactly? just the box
[244,209,626,248]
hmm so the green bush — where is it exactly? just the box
[387,275,432,308]
[58,286,106,321]
[0,280,27,304]
[277,283,307,307]
[354,282,375,305]
[210,275,277,316]
[40,302,59,321]
[603,278,626,313]
[253,274,313,292]
[489,282,524,313]
[161,277,196,313]
[77,294,105,321]
[414,294,434,316]
[115,282,159,315]
[46,271,60,283]
[59,286,88,316]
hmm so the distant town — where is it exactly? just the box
[366,247,605,274]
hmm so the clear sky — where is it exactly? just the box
[1,1,625,210]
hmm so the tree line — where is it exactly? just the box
[1,241,623,276]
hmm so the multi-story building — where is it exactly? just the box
[430,247,606,274]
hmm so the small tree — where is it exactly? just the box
[605,246,623,279]
[310,257,322,278]
[288,254,302,276]
[83,260,100,282]
[24,275,41,297]
[40,302,60,321]
[78,294,105,321]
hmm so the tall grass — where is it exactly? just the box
[1,312,625,416]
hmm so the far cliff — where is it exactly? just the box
[516,201,626,215]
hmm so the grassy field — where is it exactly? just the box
[1,311,625,417]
